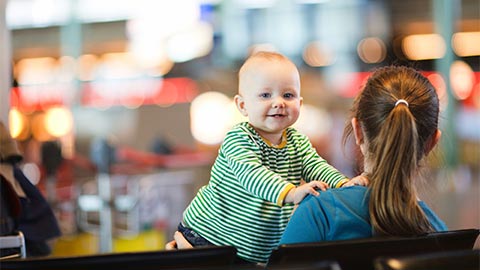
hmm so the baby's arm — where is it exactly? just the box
[284,181,329,205]
[342,174,369,187]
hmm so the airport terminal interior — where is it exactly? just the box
[0,0,479,257]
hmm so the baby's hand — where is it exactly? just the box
[293,181,329,204]
[165,240,177,250]
[174,231,193,249]
[343,174,369,187]
[165,231,193,250]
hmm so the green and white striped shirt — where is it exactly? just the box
[183,122,347,263]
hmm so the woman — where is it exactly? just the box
[280,66,447,244]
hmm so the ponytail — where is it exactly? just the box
[368,104,432,236]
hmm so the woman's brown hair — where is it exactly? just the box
[343,66,440,236]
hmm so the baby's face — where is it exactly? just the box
[237,59,302,140]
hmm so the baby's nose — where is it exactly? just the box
[272,98,285,108]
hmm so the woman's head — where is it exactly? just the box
[350,65,440,171]
[344,66,441,236]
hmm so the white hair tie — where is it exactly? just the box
[395,99,409,107]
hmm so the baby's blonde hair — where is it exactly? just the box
[238,51,297,94]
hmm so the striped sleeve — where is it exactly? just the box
[294,132,347,187]
[221,127,292,204]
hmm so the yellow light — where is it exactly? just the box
[452,31,480,57]
[45,106,74,137]
[402,34,446,60]
[9,108,29,140]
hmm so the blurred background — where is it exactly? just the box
[0,0,479,256]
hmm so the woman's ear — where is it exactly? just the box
[425,129,441,155]
[234,94,248,116]
[351,118,363,146]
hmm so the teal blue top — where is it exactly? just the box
[280,186,448,244]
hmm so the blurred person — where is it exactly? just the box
[166,52,366,264]
[280,66,447,245]
[0,121,61,257]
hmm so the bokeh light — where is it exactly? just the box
[452,31,480,57]
[45,106,74,137]
[77,54,99,81]
[303,41,336,67]
[9,108,29,140]
[31,113,51,142]
[294,104,332,140]
[190,91,235,145]
[357,37,386,64]
[427,73,448,111]
[16,57,57,85]
[402,34,446,60]
[450,61,474,100]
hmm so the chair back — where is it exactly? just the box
[0,231,26,260]
[374,249,480,270]
[266,260,342,270]
[267,229,480,270]
[1,245,237,270]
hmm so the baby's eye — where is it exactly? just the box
[283,93,295,99]
[260,93,271,98]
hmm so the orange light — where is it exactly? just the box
[402,34,446,60]
[452,31,480,57]
[357,37,386,64]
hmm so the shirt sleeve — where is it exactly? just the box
[298,134,347,188]
[221,129,293,205]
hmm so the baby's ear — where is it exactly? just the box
[234,94,248,116]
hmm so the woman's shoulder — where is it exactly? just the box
[327,186,369,204]
[295,186,372,241]
[302,186,369,210]
[417,201,448,231]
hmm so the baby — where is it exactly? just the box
[168,51,367,264]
